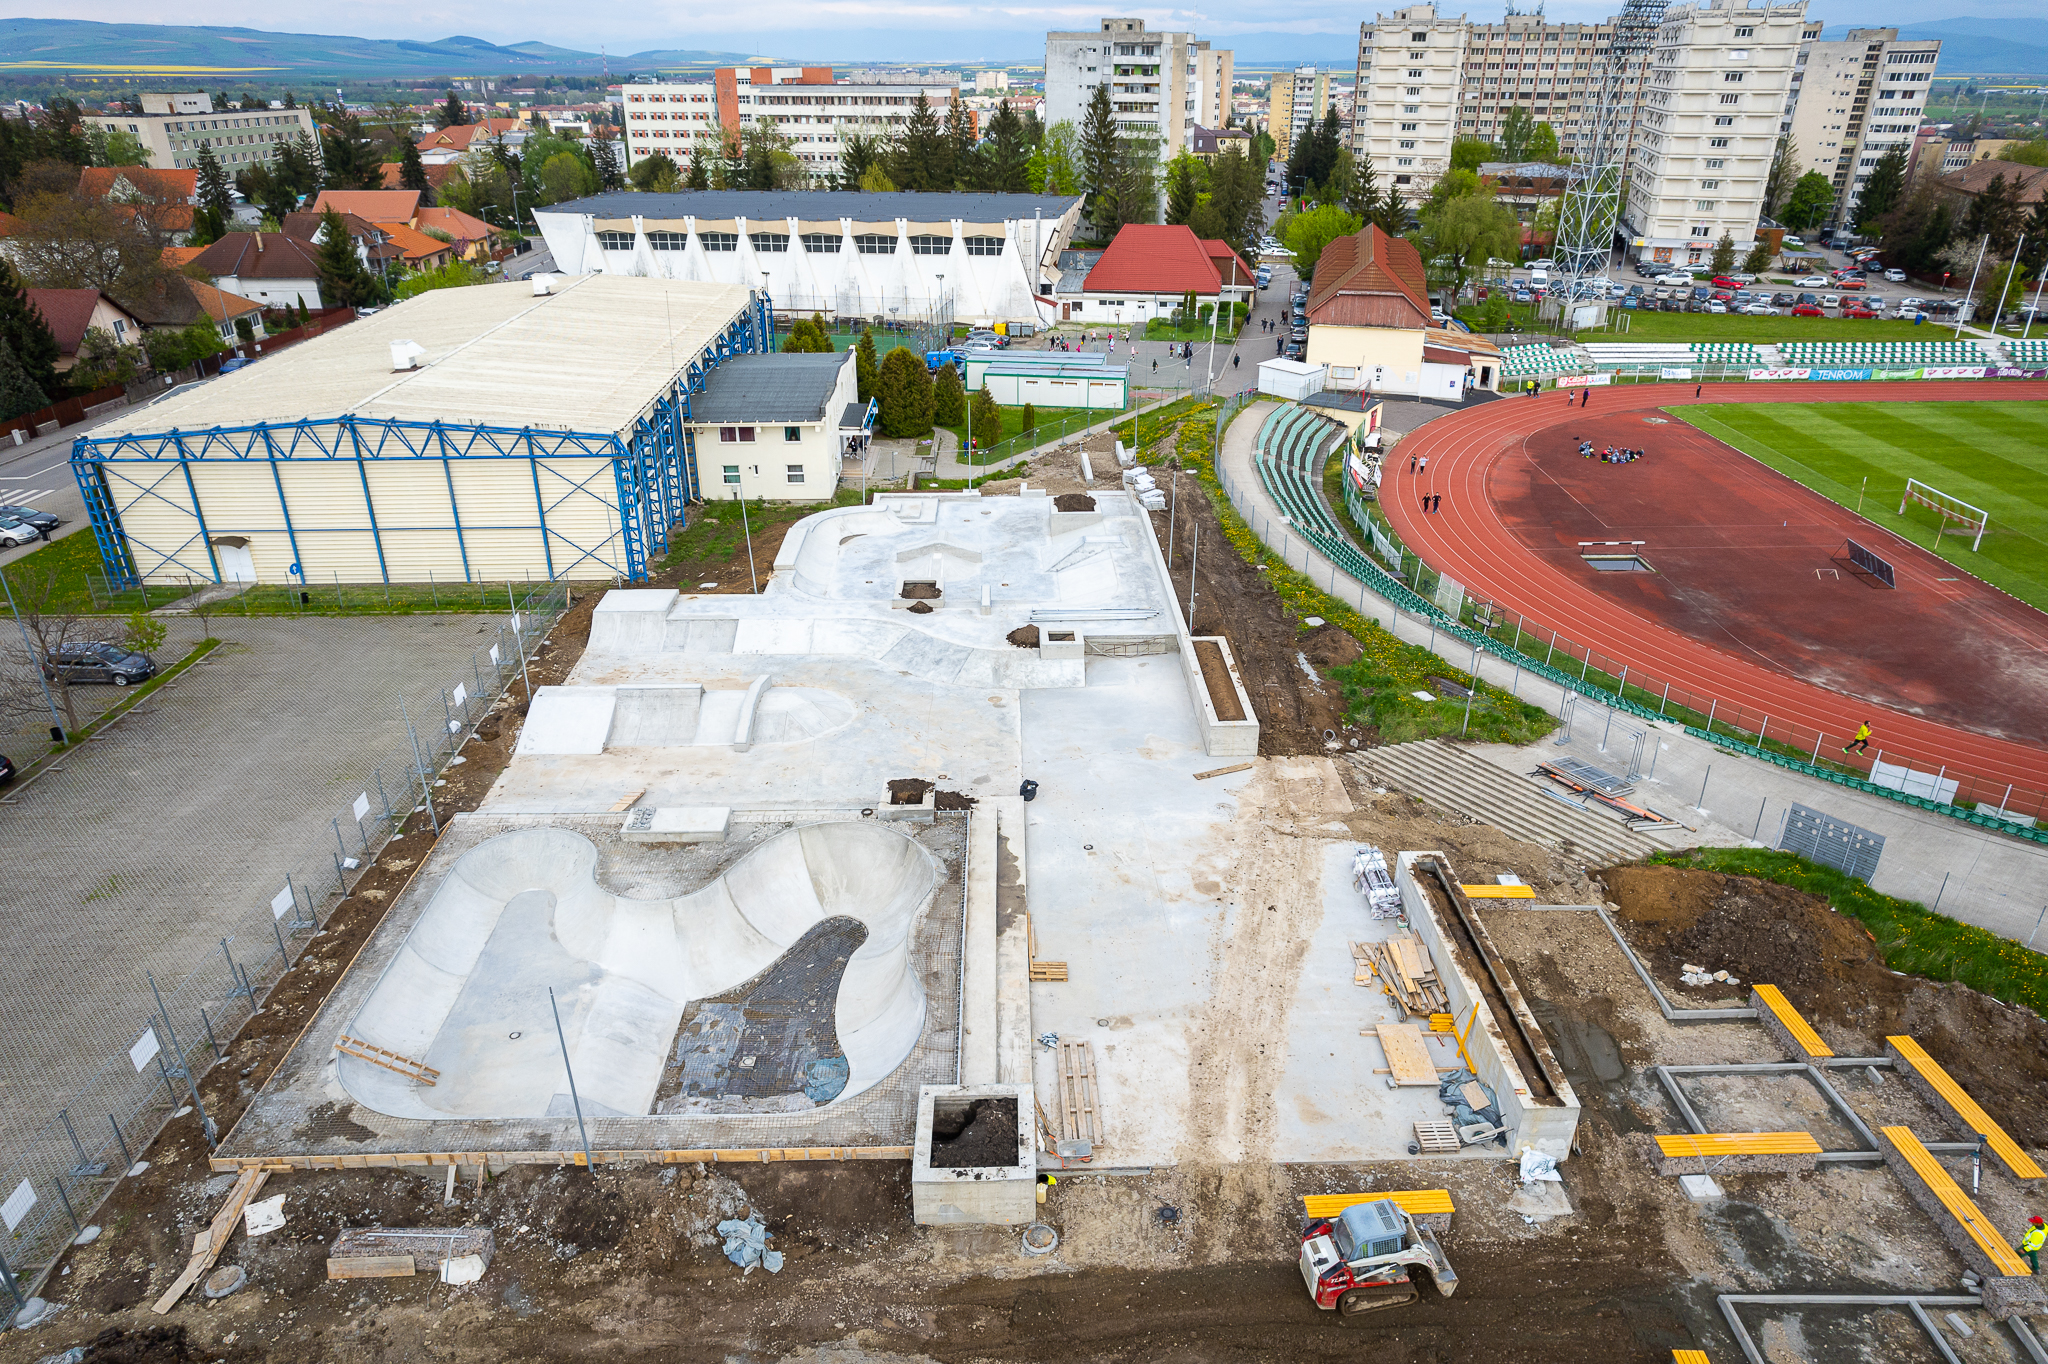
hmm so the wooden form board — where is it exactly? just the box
[1375,1023,1439,1087]
[152,1165,269,1314]
[1057,1041,1100,1146]
[327,1256,415,1279]
[1367,933,1449,1016]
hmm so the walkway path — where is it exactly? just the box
[1213,398,2048,945]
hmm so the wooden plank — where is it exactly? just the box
[1029,961,1068,981]
[1193,761,1255,781]
[152,1166,268,1314]
[1888,1035,2045,1180]
[1673,1352,1712,1364]
[1461,884,1536,899]
[1881,1125,2031,1276]
[1375,1023,1438,1086]
[1654,1132,1823,1157]
[1058,1041,1100,1145]
[326,1255,416,1279]
[608,789,646,812]
[1754,985,1833,1058]
[1302,1189,1455,1218]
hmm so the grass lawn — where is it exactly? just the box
[1,527,127,616]
[1673,401,2048,613]
[940,404,1095,464]
[1142,311,1247,343]
[1461,303,1962,345]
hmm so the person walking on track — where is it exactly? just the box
[1430,494,1441,513]
[1582,387,1591,406]
[1843,721,1874,755]
[2023,1217,2045,1273]
[1695,384,1703,398]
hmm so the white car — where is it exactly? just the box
[1819,294,1841,308]
[1794,276,1830,289]
[0,516,41,547]
[1706,300,1728,314]
[1652,286,1672,299]
[1528,257,1555,270]
[1657,272,1692,287]
[1739,302,1777,316]
[1897,296,1925,310]
[1885,268,1907,283]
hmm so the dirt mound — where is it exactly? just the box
[934,789,978,810]
[1301,623,1363,668]
[1006,624,1041,649]
[1054,492,1096,511]
[907,600,934,614]
[898,582,942,600]
[1602,863,2048,1144]
[887,778,932,805]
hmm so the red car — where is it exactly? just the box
[1836,277,1866,291]
[1791,304,1825,317]
[1712,289,1734,302]
[1843,305,1880,319]
[1710,275,1743,290]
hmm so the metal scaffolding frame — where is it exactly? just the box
[71,291,774,589]
[1552,0,1666,329]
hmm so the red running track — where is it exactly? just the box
[1387,380,2048,802]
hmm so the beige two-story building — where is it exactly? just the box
[1303,226,1499,400]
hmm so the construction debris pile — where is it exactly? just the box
[1361,932,1450,1017]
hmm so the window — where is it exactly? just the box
[647,230,687,250]
[1691,225,1712,237]
[595,230,634,251]
[1718,94,1739,105]
[1411,30,1427,41]
[784,426,802,443]
[749,231,789,252]
[1734,24,1754,36]
[719,426,756,443]
[1722,72,1744,83]
[1701,179,1720,189]
[1408,69,1424,78]
[786,464,806,483]
[1394,174,1412,185]
[1396,157,1414,166]
[1709,138,1729,149]
[1400,122,1418,131]
[801,232,842,252]
[1403,104,1420,113]
[1399,139,1416,149]
[853,233,896,254]
[722,465,740,484]
[699,231,739,252]
[1713,115,1734,126]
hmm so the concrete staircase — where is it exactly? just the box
[1351,740,1665,865]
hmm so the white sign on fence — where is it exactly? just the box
[129,1026,161,1072]
[452,682,468,707]
[489,644,500,666]
[512,614,522,633]
[1659,367,1693,380]
[1370,521,1403,571]
[270,884,295,920]
[352,792,371,822]
[1,1179,35,1232]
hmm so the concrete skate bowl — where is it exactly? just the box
[337,821,935,1122]
[783,502,1125,606]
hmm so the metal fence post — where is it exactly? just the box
[59,1111,101,1180]
[549,987,594,1173]
[401,697,440,836]
[107,1115,132,1174]
[222,939,252,1003]
[147,972,216,1148]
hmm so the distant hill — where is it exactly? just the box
[1818,19,2048,74]
[0,18,754,78]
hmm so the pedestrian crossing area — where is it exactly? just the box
[0,488,58,505]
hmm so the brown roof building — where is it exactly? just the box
[27,288,145,367]
[1306,225,1431,329]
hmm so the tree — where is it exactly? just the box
[535,150,597,205]
[1854,145,1907,234]
[1280,202,1362,277]
[968,383,1001,452]
[1996,139,2048,168]
[0,562,97,736]
[1349,151,1407,237]
[1028,121,1081,195]
[1781,171,1834,232]
[837,133,882,191]
[1961,171,2025,256]
[1286,109,1343,198]
[398,137,434,205]
[0,259,62,399]
[686,147,711,190]
[1163,152,1206,225]
[89,127,152,168]
[1983,259,2033,316]
[1526,122,1560,165]
[944,103,978,191]
[10,181,174,301]
[875,345,934,439]
[194,141,233,225]
[932,360,965,425]
[1881,184,1953,278]
[1710,232,1737,274]
[317,104,385,191]
[141,319,224,376]
[590,133,623,192]
[1020,402,1035,432]
[982,101,1031,192]
[437,92,469,129]
[0,335,47,421]
[313,208,384,308]
[1498,106,1537,162]
[628,151,680,193]
[1741,240,1774,274]
[1412,192,1519,303]
[1207,147,1266,257]
[1079,85,1120,233]
[892,93,948,193]
[854,330,879,404]
[859,162,897,192]
[1763,135,1799,217]
[1449,139,1498,174]
[2022,199,2048,275]
[1104,136,1161,237]
[394,258,484,299]
[1421,167,1483,215]
[780,314,833,353]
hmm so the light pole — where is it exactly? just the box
[1955,234,1988,339]
[760,271,772,349]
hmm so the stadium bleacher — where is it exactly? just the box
[1776,341,1989,366]
[1580,342,1761,370]
[1497,343,1585,379]
[2002,338,2048,366]
[1252,405,1352,545]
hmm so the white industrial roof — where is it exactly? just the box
[97,274,755,441]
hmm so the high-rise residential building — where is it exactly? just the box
[1781,26,1939,231]
[1270,66,1332,154]
[81,92,318,174]
[1353,6,1467,197]
[1044,18,1232,163]
[620,68,963,181]
[1623,0,1807,267]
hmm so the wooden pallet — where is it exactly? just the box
[1350,941,1374,986]
[337,1034,440,1086]
[1027,914,1068,982]
[1413,1120,1460,1155]
[1057,1041,1101,1147]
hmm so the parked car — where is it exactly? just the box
[1795,293,1818,306]
[1897,296,1926,311]
[1791,303,1825,317]
[1836,278,1866,291]
[1710,275,1743,290]
[1739,303,1778,316]
[43,641,157,687]
[1884,268,1907,282]
[1819,294,1841,308]
[1771,292,1794,306]
[1690,286,1712,302]
[1706,300,1728,314]
[1843,305,1881,319]
[1794,275,1830,289]
[1657,272,1692,286]
[1930,300,1962,317]
[0,753,13,784]
[0,504,59,532]
[0,516,39,547]
[1512,289,1533,303]
[1528,258,1555,270]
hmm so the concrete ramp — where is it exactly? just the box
[338,821,936,1121]
[606,685,703,746]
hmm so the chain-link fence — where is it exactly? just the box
[0,583,569,1310]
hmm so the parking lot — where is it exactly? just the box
[0,614,500,1153]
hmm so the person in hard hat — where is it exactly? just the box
[2022,1216,2045,1272]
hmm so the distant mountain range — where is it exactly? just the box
[1817,18,2048,75]
[0,19,759,79]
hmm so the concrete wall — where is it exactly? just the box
[1128,482,1261,756]
[1397,850,1582,1161]
[911,1083,1037,1226]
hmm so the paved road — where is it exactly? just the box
[0,615,502,1154]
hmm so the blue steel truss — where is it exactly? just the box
[71,290,771,588]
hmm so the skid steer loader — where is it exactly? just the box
[1298,1197,1458,1317]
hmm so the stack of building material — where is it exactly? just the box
[1369,932,1449,1017]
[1350,845,1402,918]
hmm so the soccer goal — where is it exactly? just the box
[1899,477,1988,551]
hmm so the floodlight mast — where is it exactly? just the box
[1552,0,1667,332]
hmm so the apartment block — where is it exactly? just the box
[1354,6,1467,196]
[1624,0,1807,267]
[81,92,317,174]
[1044,18,1232,163]
[1270,66,1332,153]
[620,68,962,180]
[1781,26,1939,230]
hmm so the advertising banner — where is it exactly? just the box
[1921,366,1990,379]
[1991,367,2048,379]
[1874,368,1923,380]
[1551,373,1615,388]
[1660,367,1693,379]
[1811,368,1874,382]
[1748,368,1812,380]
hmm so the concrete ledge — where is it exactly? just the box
[1644,1136,1821,1177]
[620,806,731,843]
[1188,635,1260,757]
[911,1084,1036,1227]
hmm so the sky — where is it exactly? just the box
[1,2,2039,62]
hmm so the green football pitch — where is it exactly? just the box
[1672,401,2048,614]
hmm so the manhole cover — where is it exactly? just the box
[1021,1223,1059,1256]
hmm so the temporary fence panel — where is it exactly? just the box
[1778,804,1886,882]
